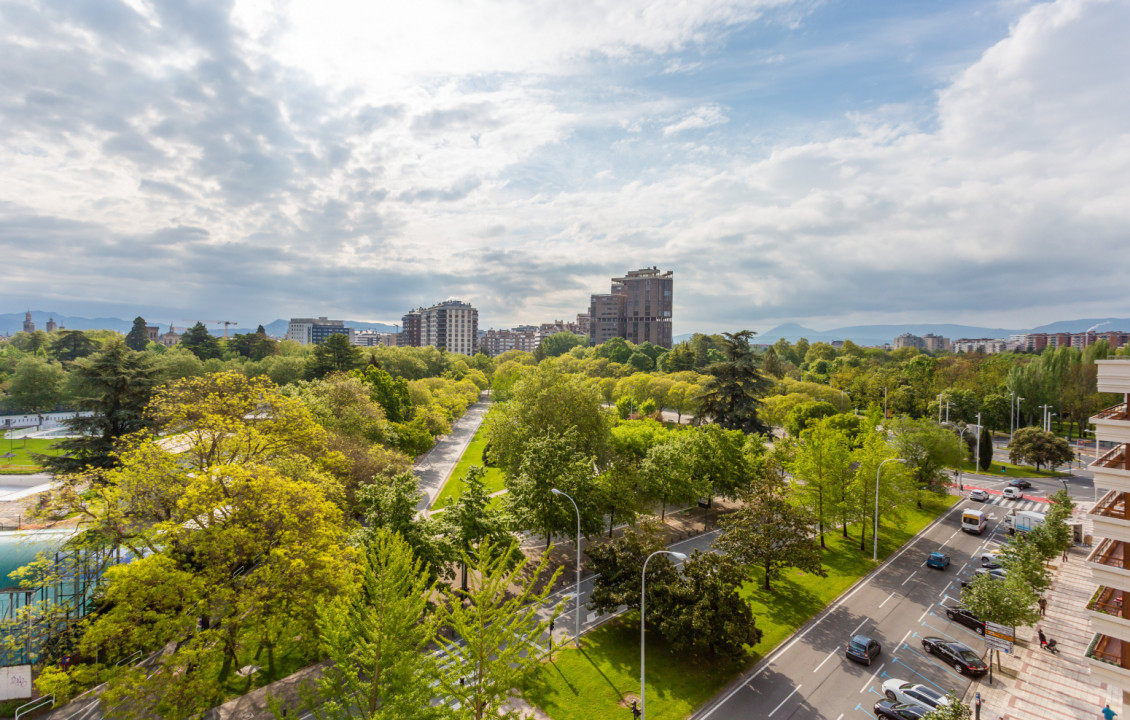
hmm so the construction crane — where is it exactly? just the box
[217,321,239,340]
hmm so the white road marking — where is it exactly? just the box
[851,618,869,635]
[902,571,918,586]
[860,663,885,693]
[899,629,912,646]
[947,529,959,541]
[813,649,837,673]
[834,714,844,720]
[918,603,933,623]
[958,562,968,573]
[768,685,802,717]
[939,581,952,597]
[879,592,895,609]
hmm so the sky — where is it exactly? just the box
[2,0,1129,335]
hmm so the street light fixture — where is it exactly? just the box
[641,550,686,719]
[840,389,851,413]
[551,488,582,648]
[874,458,907,561]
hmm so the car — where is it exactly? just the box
[969,489,989,502]
[1008,479,1033,490]
[921,636,989,676]
[881,680,954,712]
[961,568,1007,590]
[846,634,882,665]
[1002,486,1023,499]
[943,605,986,635]
[980,551,1002,568]
[873,700,928,720]
[926,552,950,569]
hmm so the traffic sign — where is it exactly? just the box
[984,621,1014,654]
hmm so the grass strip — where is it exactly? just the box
[958,459,1070,478]
[431,427,506,510]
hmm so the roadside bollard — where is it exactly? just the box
[974,692,981,720]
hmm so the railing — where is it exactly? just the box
[1087,633,1123,666]
[1088,586,1125,616]
[14,695,54,720]
[1091,490,1128,519]
[1095,403,1130,421]
[1090,538,1127,569]
[1093,443,1130,471]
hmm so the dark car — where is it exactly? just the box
[847,634,882,665]
[926,552,950,570]
[944,605,986,635]
[1008,479,1033,489]
[873,700,928,720]
[921,636,989,676]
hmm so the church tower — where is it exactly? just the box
[22,311,34,333]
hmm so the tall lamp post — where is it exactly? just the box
[641,550,686,719]
[840,389,851,413]
[551,488,582,648]
[874,458,907,561]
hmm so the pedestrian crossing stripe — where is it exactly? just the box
[976,497,1042,512]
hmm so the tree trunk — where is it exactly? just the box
[661,502,667,521]
[860,524,866,552]
[764,564,771,591]
[461,560,468,592]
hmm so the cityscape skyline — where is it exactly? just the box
[2,0,1129,332]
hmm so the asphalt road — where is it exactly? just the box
[692,470,1094,720]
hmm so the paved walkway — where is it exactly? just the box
[964,547,1122,720]
[414,395,490,513]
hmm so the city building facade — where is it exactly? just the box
[1014,332,1129,352]
[893,333,925,350]
[399,309,423,347]
[421,300,478,355]
[951,338,1010,354]
[481,327,538,356]
[160,324,181,347]
[1084,358,1130,686]
[286,317,352,345]
[352,330,397,347]
[22,311,33,333]
[588,267,673,349]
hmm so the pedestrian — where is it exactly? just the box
[631,700,641,719]
[1064,549,1070,562]
[1103,704,1117,720]
[1038,628,1047,648]
[1038,597,1047,616]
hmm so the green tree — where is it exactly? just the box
[505,430,605,546]
[40,340,158,473]
[889,416,966,495]
[229,331,279,360]
[541,332,586,357]
[440,466,515,591]
[3,356,64,415]
[305,529,442,720]
[978,424,993,471]
[850,416,912,552]
[594,336,633,364]
[656,551,760,660]
[587,520,676,614]
[125,316,150,351]
[392,417,435,457]
[1008,427,1074,470]
[960,572,1038,670]
[357,365,412,423]
[640,432,708,520]
[698,330,771,434]
[792,420,853,547]
[980,393,1011,433]
[784,400,837,437]
[179,322,222,360]
[306,334,363,378]
[922,695,972,720]
[436,542,560,720]
[49,329,98,363]
[997,532,1051,595]
[358,473,450,582]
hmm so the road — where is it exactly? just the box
[692,470,1094,720]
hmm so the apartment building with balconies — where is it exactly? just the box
[1085,359,1130,686]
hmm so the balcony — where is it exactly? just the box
[1094,404,1130,445]
[1091,444,1130,494]
[1089,539,1130,591]
[1089,490,1130,544]
[1086,632,1130,686]
[1087,586,1130,638]
[1097,360,1130,395]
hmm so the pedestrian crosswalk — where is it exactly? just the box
[970,496,1044,513]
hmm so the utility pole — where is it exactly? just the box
[883,386,888,419]
[974,412,982,473]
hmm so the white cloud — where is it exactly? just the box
[662,104,731,136]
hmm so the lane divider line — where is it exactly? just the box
[901,571,918,586]
[918,603,933,623]
[768,685,802,717]
[860,663,885,693]
[879,592,895,609]
[814,649,838,673]
[851,618,870,635]
[938,581,952,597]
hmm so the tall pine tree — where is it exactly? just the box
[124,316,150,351]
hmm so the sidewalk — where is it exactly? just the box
[964,547,1122,720]
[414,395,490,513]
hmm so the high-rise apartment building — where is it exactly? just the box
[588,267,673,349]
[400,301,479,355]
[286,317,352,345]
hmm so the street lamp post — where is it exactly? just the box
[974,412,982,473]
[874,458,907,561]
[641,550,686,719]
[840,389,851,413]
[551,488,582,648]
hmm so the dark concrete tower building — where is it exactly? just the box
[589,267,673,348]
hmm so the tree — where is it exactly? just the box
[3,356,64,415]
[716,463,825,591]
[125,316,150,351]
[587,520,676,615]
[436,542,560,720]
[997,532,1051,595]
[594,336,633,364]
[440,466,515,591]
[978,424,993,471]
[504,429,605,546]
[40,340,157,473]
[698,330,771,434]
[306,529,443,720]
[179,322,222,360]
[357,365,412,423]
[922,695,972,720]
[960,572,1039,672]
[306,334,363,378]
[792,420,853,548]
[541,332,586,358]
[229,331,278,360]
[655,551,760,660]
[1008,427,1074,470]
[889,417,966,495]
[850,416,912,552]
[639,432,708,520]
[784,400,837,437]
[50,329,98,363]
[358,473,450,581]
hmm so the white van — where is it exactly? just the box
[1002,486,1023,500]
[961,509,987,535]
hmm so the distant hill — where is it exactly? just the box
[0,312,399,338]
[1026,317,1130,334]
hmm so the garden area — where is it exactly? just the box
[432,426,506,509]
[0,432,62,473]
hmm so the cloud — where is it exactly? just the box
[662,104,730,135]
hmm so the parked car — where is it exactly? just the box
[926,552,950,570]
[846,634,882,665]
[979,551,1002,568]
[873,700,928,720]
[1002,486,1023,499]
[921,636,989,676]
[969,489,989,502]
[881,680,953,712]
[1008,479,1033,489]
[943,605,986,635]
[961,568,1007,590]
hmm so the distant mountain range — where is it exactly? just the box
[0,312,397,338]
[674,317,1130,347]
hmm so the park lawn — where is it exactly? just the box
[526,493,959,720]
[958,459,1070,478]
[432,428,506,510]
[0,433,63,472]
